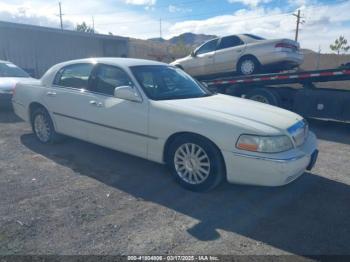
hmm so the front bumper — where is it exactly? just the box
[222,131,318,186]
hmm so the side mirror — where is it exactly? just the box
[190,50,196,57]
[114,86,142,102]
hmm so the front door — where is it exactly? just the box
[85,63,149,159]
[187,38,219,76]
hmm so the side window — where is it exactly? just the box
[195,39,218,55]
[55,63,93,89]
[90,64,133,96]
[217,36,244,50]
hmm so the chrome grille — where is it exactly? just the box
[287,120,308,147]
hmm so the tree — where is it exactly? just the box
[76,22,95,33]
[330,35,350,55]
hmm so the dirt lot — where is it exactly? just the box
[0,108,350,256]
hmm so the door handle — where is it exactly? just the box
[46,91,57,96]
[89,100,103,107]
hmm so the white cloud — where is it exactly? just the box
[168,5,192,13]
[0,0,349,52]
[125,0,156,6]
[228,0,272,8]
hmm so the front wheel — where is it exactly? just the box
[167,135,225,192]
[31,107,61,143]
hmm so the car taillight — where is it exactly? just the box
[275,43,297,50]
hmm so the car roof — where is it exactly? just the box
[55,57,168,68]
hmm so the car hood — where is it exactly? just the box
[0,77,36,92]
[158,94,302,134]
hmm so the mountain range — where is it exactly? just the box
[148,32,217,47]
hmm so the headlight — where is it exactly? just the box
[236,134,293,153]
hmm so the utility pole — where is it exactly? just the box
[58,2,63,30]
[316,45,321,69]
[293,10,303,42]
[159,18,162,39]
[92,16,95,33]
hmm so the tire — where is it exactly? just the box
[166,135,225,192]
[237,56,260,75]
[31,107,62,144]
[246,88,281,107]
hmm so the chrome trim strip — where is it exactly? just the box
[52,112,158,140]
[230,151,306,163]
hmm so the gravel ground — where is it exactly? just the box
[0,108,350,256]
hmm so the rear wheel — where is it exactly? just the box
[237,56,259,75]
[31,107,61,143]
[167,135,225,192]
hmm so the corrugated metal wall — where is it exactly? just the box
[0,21,129,77]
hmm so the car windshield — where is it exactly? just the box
[0,62,30,77]
[130,65,213,100]
[244,34,265,40]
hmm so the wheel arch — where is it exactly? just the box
[237,54,261,67]
[28,102,47,122]
[162,131,226,172]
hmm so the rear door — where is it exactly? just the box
[188,39,218,76]
[44,63,96,141]
[214,36,246,73]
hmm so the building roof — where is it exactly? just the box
[0,20,128,41]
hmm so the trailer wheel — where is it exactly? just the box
[246,89,281,107]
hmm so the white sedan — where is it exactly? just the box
[0,60,35,107]
[171,34,304,76]
[12,58,318,191]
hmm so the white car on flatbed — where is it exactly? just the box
[171,34,303,77]
[12,58,318,191]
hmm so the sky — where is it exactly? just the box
[0,0,349,52]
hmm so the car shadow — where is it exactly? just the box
[0,109,22,123]
[20,133,350,255]
[308,118,350,145]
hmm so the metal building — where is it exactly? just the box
[0,21,129,77]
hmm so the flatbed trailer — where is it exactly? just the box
[199,64,350,122]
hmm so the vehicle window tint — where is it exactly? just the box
[0,62,30,77]
[56,63,93,89]
[195,39,218,55]
[217,36,244,50]
[131,65,211,100]
[90,64,133,96]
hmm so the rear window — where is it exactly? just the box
[54,63,93,89]
[0,62,30,77]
